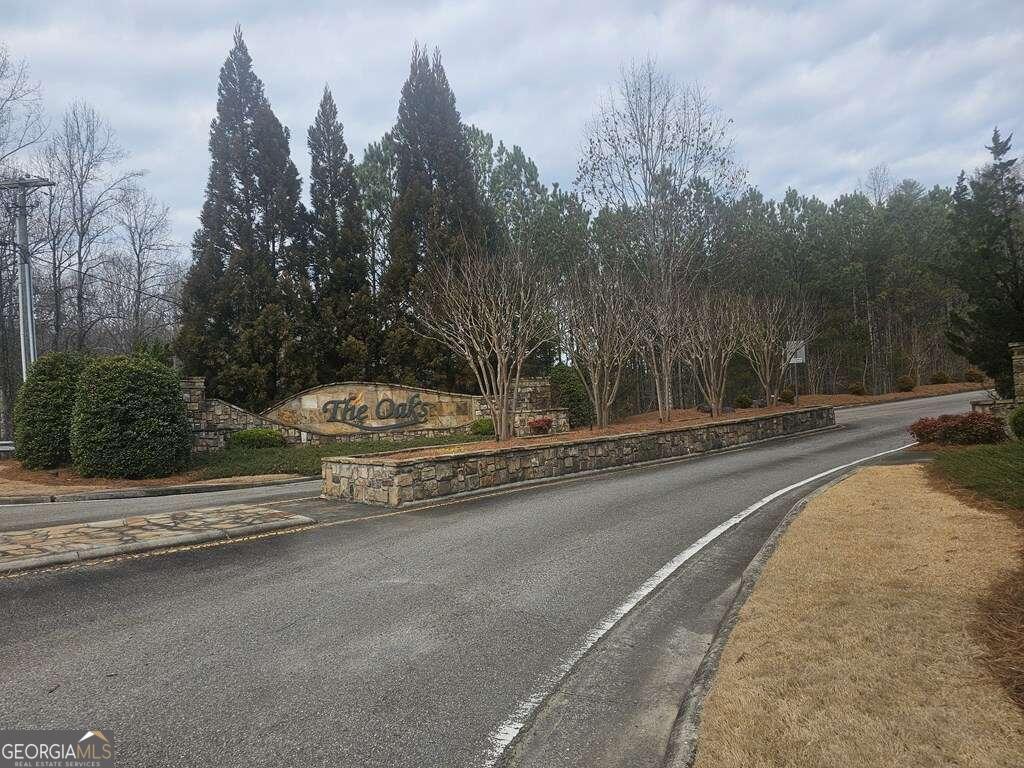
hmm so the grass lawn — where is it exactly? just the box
[189,434,488,480]
[931,440,1024,509]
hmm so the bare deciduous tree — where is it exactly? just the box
[0,45,45,169]
[679,290,745,417]
[559,235,639,429]
[106,184,178,350]
[416,238,555,442]
[739,294,821,405]
[576,58,743,421]
[50,101,141,349]
[29,145,73,349]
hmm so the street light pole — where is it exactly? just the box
[2,175,54,381]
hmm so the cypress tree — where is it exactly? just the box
[308,86,372,382]
[177,27,310,410]
[379,45,482,388]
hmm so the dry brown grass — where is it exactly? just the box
[693,465,1024,768]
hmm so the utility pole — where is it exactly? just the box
[1,175,54,381]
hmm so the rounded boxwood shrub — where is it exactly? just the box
[848,381,867,396]
[964,367,985,383]
[1010,406,1024,441]
[71,356,191,478]
[226,428,285,450]
[13,352,86,468]
[895,374,916,392]
[733,393,753,409]
[929,371,951,385]
[778,388,796,404]
[469,417,495,436]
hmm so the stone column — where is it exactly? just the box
[1012,342,1024,403]
[180,377,207,431]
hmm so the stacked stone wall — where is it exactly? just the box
[323,407,835,507]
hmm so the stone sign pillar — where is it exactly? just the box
[1012,342,1024,403]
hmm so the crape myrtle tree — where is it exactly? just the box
[739,294,820,405]
[307,86,372,382]
[946,129,1024,397]
[177,28,311,411]
[379,44,484,389]
[415,235,555,442]
[679,289,745,417]
[559,208,640,429]
[576,59,743,422]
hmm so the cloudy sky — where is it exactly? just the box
[5,0,1023,247]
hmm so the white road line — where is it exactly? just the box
[482,440,919,766]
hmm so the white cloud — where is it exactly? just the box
[5,0,1022,246]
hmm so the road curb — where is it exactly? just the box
[0,475,317,506]
[660,470,859,768]
[0,514,315,575]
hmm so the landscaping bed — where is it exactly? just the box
[692,464,1024,767]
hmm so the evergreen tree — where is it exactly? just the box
[308,86,372,382]
[177,27,310,410]
[379,44,482,388]
[947,129,1024,396]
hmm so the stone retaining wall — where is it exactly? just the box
[322,406,836,507]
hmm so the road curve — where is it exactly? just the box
[0,392,976,768]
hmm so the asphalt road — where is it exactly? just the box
[0,392,977,768]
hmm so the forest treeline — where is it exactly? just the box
[2,27,1021,434]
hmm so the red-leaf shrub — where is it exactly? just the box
[909,413,1007,445]
[527,416,554,435]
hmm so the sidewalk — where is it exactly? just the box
[0,504,314,575]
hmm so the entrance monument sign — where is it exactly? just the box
[263,383,483,436]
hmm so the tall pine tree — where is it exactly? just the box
[308,86,372,382]
[177,27,311,410]
[947,129,1024,396]
[379,45,482,388]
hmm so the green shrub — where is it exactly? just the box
[549,364,594,427]
[734,393,753,409]
[226,428,285,449]
[13,352,86,468]
[469,417,495,436]
[848,381,867,396]
[71,356,191,478]
[929,371,951,385]
[1010,407,1024,441]
[964,367,985,383]
[779,388,796,404]
[909,413,1007,445]
[895,374,916,392]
